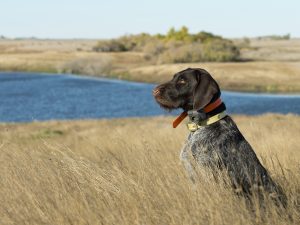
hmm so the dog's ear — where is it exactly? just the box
[193,69,220,110]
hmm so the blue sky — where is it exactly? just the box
[1,0,299,39]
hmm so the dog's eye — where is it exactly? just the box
[177,78,186,84]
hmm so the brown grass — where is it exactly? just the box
[121,61,300,92]
[0,51,145,74]
[238,38,300,61]
[1,114,300,225]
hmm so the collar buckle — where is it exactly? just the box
[187,122,199,132]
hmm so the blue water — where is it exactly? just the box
[0,72,299,122]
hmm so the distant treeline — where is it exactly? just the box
[93,27,241,63]
[256,34,290,40]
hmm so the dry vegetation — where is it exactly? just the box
[92,28,240,63]
[122,61,300,92]
[239,38,300,61]
[1,114,300,225]
[0,39,145,76]
[1,37,300,92]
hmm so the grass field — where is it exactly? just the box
[1,38,300,92]
[118,61,300,92]
[1,114,300,225]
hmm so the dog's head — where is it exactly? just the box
[153,68,220,111]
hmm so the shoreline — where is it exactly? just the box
[1,69,300,94]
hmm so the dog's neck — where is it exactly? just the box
[188,98,226,124]
[172,97,226,128]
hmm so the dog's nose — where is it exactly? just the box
[152,88,160,97]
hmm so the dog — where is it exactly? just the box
[153,68,286,207]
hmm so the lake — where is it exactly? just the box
[0,72,299,122]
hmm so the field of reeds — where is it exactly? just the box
[1,114,300,225]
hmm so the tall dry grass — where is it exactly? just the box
[0,114,300,225]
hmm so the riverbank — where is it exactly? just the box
[112,61,300,93]
[1,114,300,224]
[1,39,300,93]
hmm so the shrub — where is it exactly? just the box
[93,40,127,52]
[194,31,222,42]
[158,40,240,63]
[158,43,203,63]
[92,27,241,62]
[165,26,193,42]
[93,33,154,52]
[201,39,240,62]
[121,33,153,51]
[142,39,166,55]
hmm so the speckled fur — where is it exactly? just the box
[180,115,286,206]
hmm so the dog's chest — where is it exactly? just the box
[184,117,246,168]
[187,127,222,166]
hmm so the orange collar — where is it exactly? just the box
[172,98,223,128]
